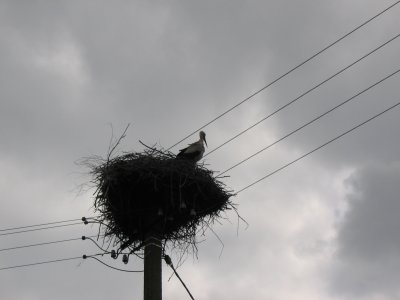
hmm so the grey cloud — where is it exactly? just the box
[1,1,400,299]
[329,163,400,298]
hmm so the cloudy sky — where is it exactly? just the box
[1,1,400,299]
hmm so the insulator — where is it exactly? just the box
[157,208,163,216]
[164,255,172,266]
[111,250,117,259]
[190,209,196,216]
[180,202,187,209]
[167,216,174,221]
[122,254,129,264]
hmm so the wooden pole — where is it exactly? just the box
[143,236,162,300]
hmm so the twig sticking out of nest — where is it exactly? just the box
[85,143,235,255]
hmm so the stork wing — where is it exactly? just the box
[177,144,202,160]
[177,150,202,160]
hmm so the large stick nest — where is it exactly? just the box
[85,143,235,254]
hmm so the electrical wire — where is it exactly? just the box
[1,237,85,253]
[0,253,113,271]
[0,218,92,232]
[0,236,142,272]
[166,0,400,150]
[83,255,144,273]
[0,256,83,271]
[0,222,84,237]
[217,67,400,177]
[0,235,103,253]
[204,32,400,158]
[82,236,110,253]
[236,100,400,194]
[164,254,195,300]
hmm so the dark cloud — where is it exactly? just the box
[329,163,400,298]
[1,1,400,299]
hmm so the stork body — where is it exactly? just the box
[176,131,207,162]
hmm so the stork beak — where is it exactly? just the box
[204,137,208,147]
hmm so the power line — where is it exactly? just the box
[0,222,84,237]
[0,218,90,232]
[0,253,110,271]
[217,67,400,177]
[0,235,100,253]
[236,100,400,194]
[204,32,400,158]
[164,254,195,300]
[0,256,83,271]
[167,0,400,150]
[83,255,144,273]
[0,252,143,272]
[0,237,82,252]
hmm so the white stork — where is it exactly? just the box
[176,131,207,162]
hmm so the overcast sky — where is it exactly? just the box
[1,1,400,299]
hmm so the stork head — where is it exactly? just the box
[199,131,207,147]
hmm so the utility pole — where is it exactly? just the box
[143,236,162,300]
